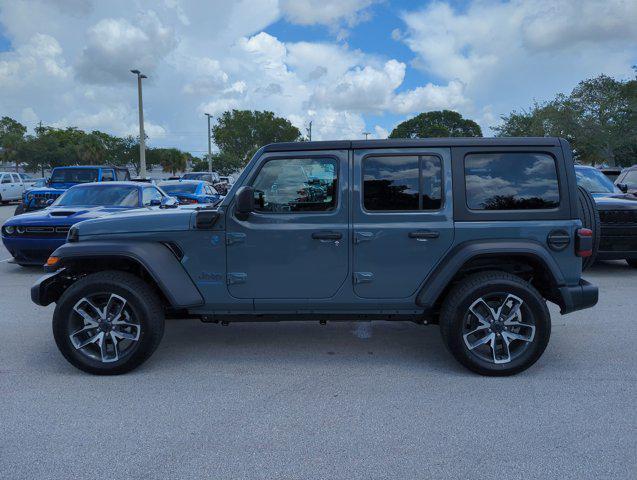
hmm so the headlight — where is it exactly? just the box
[3,225,15,235]
[16,226,25,234]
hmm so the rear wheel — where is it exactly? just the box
[440,271,551,376]
[53,271,165,375]
[577,185,600,270]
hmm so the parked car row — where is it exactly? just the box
[2,178,223,266]
[0,172,42,204]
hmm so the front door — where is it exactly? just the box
[225,151,349,299]
[352,148,454,299]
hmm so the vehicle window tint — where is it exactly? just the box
[142,187,163,205]
[11,174,20,183]
[363,155,442,211]
[465,153,559,210]
[1,175,10,184]
[101,170,114,181]
[252,158,337,213]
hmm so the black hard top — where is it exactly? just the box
[262,137,562,152]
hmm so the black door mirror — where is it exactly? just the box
[235,186,254,220]
[617,183,628,193]
[149,198,162,206]
[45,199,55,206]
[160,196,179,209]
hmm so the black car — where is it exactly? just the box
[576,165,637,267]
[615,165,637,194]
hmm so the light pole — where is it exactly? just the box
[131,69,148,178]
[362,131,371,140]
[205,113,213,174]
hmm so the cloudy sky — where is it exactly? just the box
[0,0,635,155]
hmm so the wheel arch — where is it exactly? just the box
[416,240,566,313]
[38,241,204,308]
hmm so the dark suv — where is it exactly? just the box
[32,138,598,376]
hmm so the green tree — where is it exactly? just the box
[389,110,483,138]
[0,116,27,171]
[75,132,107,164]
[494,74,637,166]
[212,110,302,168]
[154,148,187,175]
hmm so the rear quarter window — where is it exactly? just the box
[465,153,559,210]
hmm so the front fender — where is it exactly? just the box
[40,241,204,308]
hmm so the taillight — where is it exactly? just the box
[576,228,593,257]
[178,197,197,204]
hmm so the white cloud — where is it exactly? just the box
[0,34,70,86]
[279,0,377,27]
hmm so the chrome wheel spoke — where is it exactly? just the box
[502,326,535,343]
[112,326,140,341]
[465,331,495,351]
[73,298,102,326]
[73,330,103,349]
[492,334,511,364]
[469,298,497,326]
[105,294,127,321]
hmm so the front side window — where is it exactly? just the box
[252,157,337,213]
[1,175,10,184]
[622,170,637,189]
[363,155,442,211]
[142,187,163,205]
[465,153,559,210]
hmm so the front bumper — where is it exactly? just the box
[1,236,66,265]
[31,269,67,306]
[557,279,598,314]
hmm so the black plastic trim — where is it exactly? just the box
[46,241,204,308]
[558,279,598,314]
[416,240,567,308]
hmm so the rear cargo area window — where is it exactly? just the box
[465,153,559,210]
[363,155,442,211]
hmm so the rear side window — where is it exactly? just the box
[465,153,559,210]
[363,155,442,211]
[116,169,130,181]
[101,170,114,181]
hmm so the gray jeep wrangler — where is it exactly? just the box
[32,138,598,376]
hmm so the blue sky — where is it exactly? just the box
[0,0,635,154]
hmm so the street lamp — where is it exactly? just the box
[204,113,213,174]
[362,131,371,140]
[131,69,148,179]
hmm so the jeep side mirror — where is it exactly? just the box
[235,186,254,220]
[149,198,162,206]
[617,183,628,193]
[45,199,55,206]
[160,196,179,209]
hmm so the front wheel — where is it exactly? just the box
[53,271,165,375]
[439,271,551,376]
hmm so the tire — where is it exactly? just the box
[14,203,25,216]
[626,259,637,268]
[52,271,165,375]
[577,185,600,270]
[439,271,551,376]
[0,194,7,205]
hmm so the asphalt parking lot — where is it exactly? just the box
[0,204,635,479]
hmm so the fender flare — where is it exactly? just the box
[44,241,204,308]
[416,240,566,309]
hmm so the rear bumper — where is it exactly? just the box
[557,279,598,315]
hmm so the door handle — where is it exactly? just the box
[311,231,342,240]
[408,230,440,240]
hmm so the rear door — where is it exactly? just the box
[352,148,454,298]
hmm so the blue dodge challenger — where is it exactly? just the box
[157,180,222,205]
[2,182,168,266]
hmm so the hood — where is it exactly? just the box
[4,205,138,227]
[73,207,198,237]
[591,192,637,210]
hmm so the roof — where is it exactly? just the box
[67,181,145,187]
[262,137,562,152]
[51,165,129,169]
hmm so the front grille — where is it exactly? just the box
[599,209,637,225]
[15,226,69,238]
[28,192,62,207]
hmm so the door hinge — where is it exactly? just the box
[353,272,374,284]
[227,272,247,285]
[226,232,246,245]
[354,231,374,244]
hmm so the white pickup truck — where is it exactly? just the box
[0,172,37,204]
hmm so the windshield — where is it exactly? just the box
[575,167,620,194]
[53,185,139,207]
[51,168,99,184]
[159,183,198,194]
